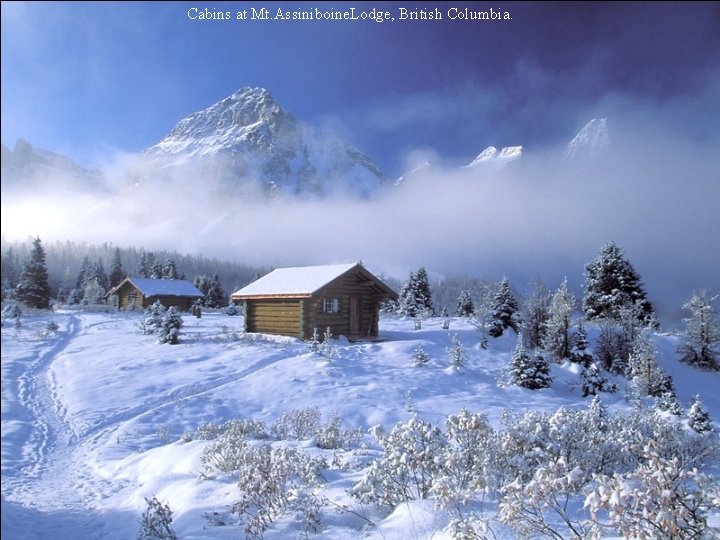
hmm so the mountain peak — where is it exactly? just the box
[466,145,523,170]
[566,118,610,160]
[144,87,386,197]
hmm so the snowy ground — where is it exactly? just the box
[1,310,718,539]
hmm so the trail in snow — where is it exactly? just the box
[2,314,119,539]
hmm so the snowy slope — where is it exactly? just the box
[2,310,718,539]
[143,87,387,198]
[465,145,523,171]
[565,117,611,161]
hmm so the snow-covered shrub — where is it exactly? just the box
[499,456,590,540]
[585,441,720,539]
[201,430,249,475]
[434,409,494,507]
[195,421,224,440]
[1,303,22,321]
[231,444,325,539]
[271,407,322,440]
[226,302,240,316]
[157,306,183,344]
[352,418,446,506]
[138,496,177,540]
[314,412,363,450]
[412,344,430,366]
[308,327,339,360]
[447,333,468,370]
[224,418,268,440]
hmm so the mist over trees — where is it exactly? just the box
[1,237,268,305]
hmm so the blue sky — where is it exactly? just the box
[2,1,719,174]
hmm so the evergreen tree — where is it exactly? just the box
[204,273,228,308]
[135,249,152,278]
[1,247,21,293]
[488,276,520,338]
[193,276,211,306]
[595,319,633,375]
[678,290,720,371]
[521,280,550,350]
[628,334,669,397]
[581,362,612,397]
[151,260,163,280]
[455,290,475,317]
[109,248,127,288]
[687,395,712,434]
[75,256,92,290]
[162,259,179,280]
[545,278,576,362]
[157,307,183,345]
[509,337,552,389]
[583,242,655,326]
[15,237,51,309]
[571,321,594,367]
[398,268,434,317]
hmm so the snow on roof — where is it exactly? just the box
[232,263,359,298]
[126,277,203,298]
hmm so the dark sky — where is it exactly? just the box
[2,2,719,174]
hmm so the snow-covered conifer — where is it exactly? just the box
[204,273,228,308]
[398,268,434,317]
[509,338,551,389]
[687,394,713,434]
[628,333,668,397]
[412,344,429,366]
[455,290,474,317]
[488,276,520,338]
[15,236,51,309]
[571,320,593,366]
[109,248,127,288]
[162,259,179,280]
[581,362,614,397]
[678,290,720,371]
[142,300,166,335]
[582,241,655,325]
[447,333,467,370]
[157,306,183,344]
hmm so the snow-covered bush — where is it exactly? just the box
[678,290,720,371]
[226,302,240,316]
[352,418,446,506]
[434,409,494,507]
[412,344,430,366]
[585,442,720,539]
[1,303,22,322]
[138,496,177,540]
[314,412,363,450]
[581,362,616,397]
[271,407,322,440]
[231,444,325,539]
[157,306,183,344]
[201,430,249,475]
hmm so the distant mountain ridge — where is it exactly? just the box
[1,139,105,193]
[143,87,388,198]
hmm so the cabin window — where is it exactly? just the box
[323,298,340,313]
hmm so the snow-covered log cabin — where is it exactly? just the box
[106,277,203,311]
[230,263,397,341]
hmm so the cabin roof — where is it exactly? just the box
[231,263,396,300]
[108,277,203,298]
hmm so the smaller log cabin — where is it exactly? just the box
[107,277,203,311]
[230,263,397,341]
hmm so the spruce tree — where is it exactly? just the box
[509,338,551,390]
[413,267,434,316]
[488,277,520,338]
[162,259,179,280]
[678,290,720,371]
[687,395,712,434]
[1,247,21,293]
[204,273,228,308]
[15,237,51,309]
[571,321,594,367]
[456,290,475,317]
[136,249,152,278]
[109,248,127,287]
[398,268,433,318]
[583,242,655,325]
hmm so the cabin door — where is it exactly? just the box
[350,296,361,335]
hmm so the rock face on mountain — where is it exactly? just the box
[143,87,387,198]
[1,139,105,194]
[565,118,611,161]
